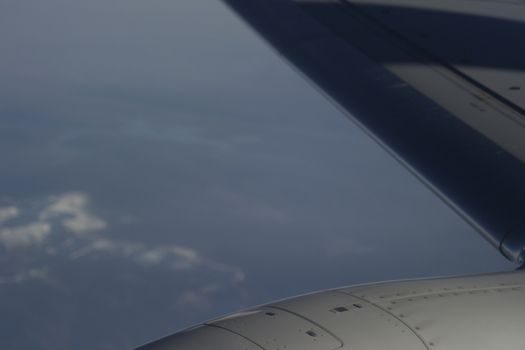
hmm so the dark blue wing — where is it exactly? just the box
[222,0,525,264]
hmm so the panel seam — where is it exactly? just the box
[267,305,345,349]
[205,324,266,350]
[338,0,525,120]
[337,291,430,350]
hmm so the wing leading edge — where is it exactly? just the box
[221,0,525,264]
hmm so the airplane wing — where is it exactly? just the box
[220,0,525,264]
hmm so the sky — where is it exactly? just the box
[0,0,513,349]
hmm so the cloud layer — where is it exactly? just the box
[0,192,105,250]
[0,192,244,295]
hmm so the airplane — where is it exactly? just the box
[137,0,525,348]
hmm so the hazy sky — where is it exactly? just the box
[0,1,512,349]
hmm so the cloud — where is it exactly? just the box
[41,192,107,234]
[0,192,106,250]
[0,222,52,249]
[0,206,18,223]
[1,191,245,300]
[69,238,245,283]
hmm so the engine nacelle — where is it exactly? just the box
[137,270,525,350]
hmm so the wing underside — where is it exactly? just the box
[221,0,525,264]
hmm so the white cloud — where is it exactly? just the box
[0,192,107,249]
[0,222,51,249]
[70,238,245,283]
[41,192,107,234]
[0,206,18,224]
[136,245,200,267]
[1,191,245,303]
